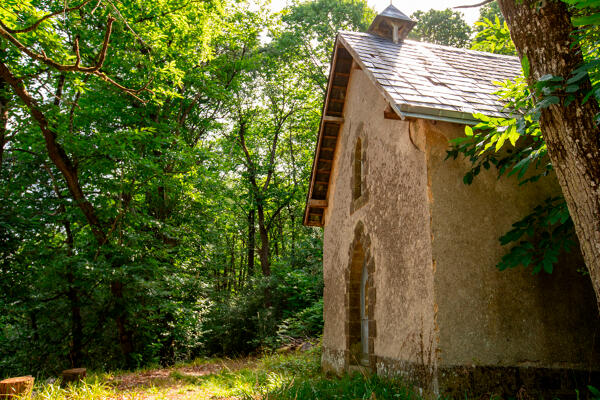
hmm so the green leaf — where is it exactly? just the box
[588,386,600,398]
[495,133,507,151]
[507,125,520,146]
[521,55,530,78]
[472,112,490,122]
[537,96,560,109]
[573,14,600,26]
[463,172,474,185]
[567,70,588,85]
[538,74,563,83]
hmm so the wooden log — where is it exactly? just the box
[0,376,34,399]
[61,368,86,383]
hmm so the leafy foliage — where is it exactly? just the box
[474,2,505,33]
[497,197,575,274]
[471,16,516,55]
[447,0,600,276]
[408,9,472,48]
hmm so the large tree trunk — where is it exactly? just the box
[497,0,600,311]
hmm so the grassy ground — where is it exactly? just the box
[24,346,419,400]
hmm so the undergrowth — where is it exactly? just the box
[258,373,419,400]
[19,345,418,400]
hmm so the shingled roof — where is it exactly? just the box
[340,32,522,123]
[303,7,523,227]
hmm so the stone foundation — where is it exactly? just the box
[321,346,346,375]
[438,365,600,399]
[323,346,600,398]
[376,355,436,392]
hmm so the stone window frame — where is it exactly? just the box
[344,221,377,369]
[350,125,369,214]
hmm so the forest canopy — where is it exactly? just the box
[0,0,374,374]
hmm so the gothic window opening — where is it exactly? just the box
[353,138,362,201]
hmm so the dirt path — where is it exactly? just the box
[108,357,258,399]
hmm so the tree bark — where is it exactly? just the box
[0,77,8,172]
[67,269,83,366]
[63,203,83,367]
[247,205,256,276]
[257,203,271,276]
[111,280,134,363]
[498,0,600,311]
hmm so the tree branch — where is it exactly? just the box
[454,0,495,9]
[262,107,295,192]
[0,61,106,244]
[4,0,94,34]
[266,190,296,232]
[0,16,115,73]
[237,118,259,192]
[0,16,152,103]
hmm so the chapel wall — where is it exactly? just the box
[422,119,600,374]
[321,66,436,376]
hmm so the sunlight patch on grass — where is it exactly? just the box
[24,346,418,400]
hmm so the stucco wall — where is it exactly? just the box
[321,66,436,374]
[422,119,600,371]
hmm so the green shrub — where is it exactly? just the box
[277,299,324,339]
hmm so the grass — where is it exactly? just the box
[260,373,421,400]
[18,345,419,400]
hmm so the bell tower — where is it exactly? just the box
[368,5,416,44]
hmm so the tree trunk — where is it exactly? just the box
[498,0,600,311]
[247,206,255,276]
[65,222,83,367]
[238,241,245,289]
[257,203,271,276]
[0,62,105,243]
[288,204,296,258]
[111,280,134,366]
[49,75,84,367]
[67,271,83,367]
[278,214,284,256]
[229,236,236,292]
[0,77,8,172]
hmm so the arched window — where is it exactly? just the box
[353,138,362,201]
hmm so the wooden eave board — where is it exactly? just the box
[303,40,351,227]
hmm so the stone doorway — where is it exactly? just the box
[346,222,376,369]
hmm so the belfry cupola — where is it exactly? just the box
[368,5,416,44]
